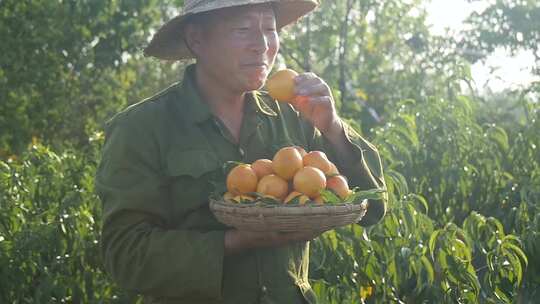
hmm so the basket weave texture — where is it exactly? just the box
[210,199,368,232]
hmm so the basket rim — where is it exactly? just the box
[209,198,368,216]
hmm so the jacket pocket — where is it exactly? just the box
[165,149,225,230]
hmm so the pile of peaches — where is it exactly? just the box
[224,146,351,205]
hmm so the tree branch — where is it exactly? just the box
[280,43,308,72]
[304,14,312,72]
[338,0,354,105]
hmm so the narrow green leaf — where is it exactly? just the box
[346,188,386,202]
[429,229,442,260]
[420,255,434,285]
[501,242,528,267]
[320,189,342,204]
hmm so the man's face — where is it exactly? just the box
[192,4,279,93]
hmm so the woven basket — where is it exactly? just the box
[209,198,368,232]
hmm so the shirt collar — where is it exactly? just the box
[251,91,278,117]
[178,64,277,125]
[179,64,213,125]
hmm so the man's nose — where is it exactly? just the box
[249,28,270,53]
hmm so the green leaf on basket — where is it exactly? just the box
[345,188,386,203]
[222,160,245,175]
[320,189,342,204]
[285,195,301,205]
[257,195,281,205]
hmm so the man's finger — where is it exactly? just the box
[309,96,333,106]
[292,96,313,117]
[292,95,310,107]
[295,72,318,83]
[296,82,328,96]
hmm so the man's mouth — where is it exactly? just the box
[243,62,268,68]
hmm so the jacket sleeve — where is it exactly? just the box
[305,119,387,227]
[94,112,224,300]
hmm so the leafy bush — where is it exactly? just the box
[2,92,537,303]
[0,141,135,303]
[2,0,539,303]
[310,92,538,303]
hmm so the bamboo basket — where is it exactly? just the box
[209,198,368,232]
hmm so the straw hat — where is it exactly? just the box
[143,0,319,61]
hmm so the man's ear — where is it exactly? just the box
[183,23,204,57]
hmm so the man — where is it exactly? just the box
[95,1,386,303]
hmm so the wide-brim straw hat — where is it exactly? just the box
[144,0,319,61]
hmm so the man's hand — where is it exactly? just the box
[292,72,358,164]
[224,229,325,256]
[292,72,343,139]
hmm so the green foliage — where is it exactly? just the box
[0,141,123,302]
[311,174,528,302]
[278,0,470,132]
[309,92,538,302]
[0,0,186,155]
[1,0,539,303]
[461,0,540,69]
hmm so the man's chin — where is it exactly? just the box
[244,78,267,92]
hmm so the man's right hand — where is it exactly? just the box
[224,229,325,256]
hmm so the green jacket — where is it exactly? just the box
[95,64,386,304]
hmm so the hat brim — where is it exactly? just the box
[143,0,319,61]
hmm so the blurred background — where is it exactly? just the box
[1,0,538,303]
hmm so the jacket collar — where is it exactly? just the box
[178,64,277,125]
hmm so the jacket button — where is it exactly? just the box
[261,285,268,293]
